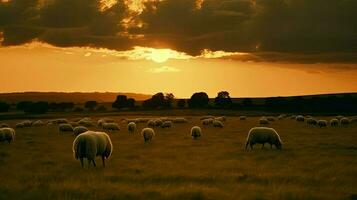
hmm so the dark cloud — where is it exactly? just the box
[1,0,357,63]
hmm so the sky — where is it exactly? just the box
[0,0,357,98]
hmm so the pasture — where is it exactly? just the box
[0,116,357,200]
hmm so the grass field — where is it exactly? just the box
[0,115,357,200]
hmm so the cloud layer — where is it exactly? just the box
[1,0,357,63]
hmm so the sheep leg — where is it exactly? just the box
[261,143,265,149]
[102,155,106,167]
[92,159,96,167]
[250,144,254,150]
[80,158,84,168]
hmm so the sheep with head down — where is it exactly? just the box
[318,120,327,128]
[213,120,224,128]
[59,123,74,133]
[32,120,45,127]
[191,126,201,139]
[0,128,15,144]
[245,127,282,150]
[340,117,350,126]
[73,126,89,137]
[147,120,155,127]
[306,118,318,126]
[161,121,173,128]
[102,123,120,132]
[240,116,247,120]
[72,131,112,168]
[259,117,269,125]
[296,115,305,122]
[267,116,275,122]
[154,119,163,127]
[202,118,213,125]
[141,128,155,143]
[330,119,339,127]
[215,116,226,122]
[127,122,137,133]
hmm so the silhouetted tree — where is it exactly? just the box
[142,93,175,109]
[188,92,209,108]
[84,101,98,111]
[17,101,33,111]
[17,101,49,114]
[177,99,186,108]
[112,95,136,110]
[0,101,10,112]
[96,105,107,111]
[214,91,232,108]
[126,98,136,108]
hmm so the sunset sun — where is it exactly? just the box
[149,49,171,63]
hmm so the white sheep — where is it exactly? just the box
[73,126,89,137]
[78,118,94,127]
[318,120,327,128]
[48,118,68,125]
[59,123,74,132]
[267,116,275,122]
[213,120,224,128]
[215,116,226,122]
[296,115,305,122]
[15,123,24,128]
[330,119,339,127]
[72,131,112,167]
[306,118,318,126]
[259,117,269,125]
[97,118,115,127]
[102,123,120,132]
[191,126,201,139]
[141,128,155,142]
[0,123,9,128]
[240,116,247,120]
[200,115,215,120]
[32,120,45,127]
[202,118,213,125]
[340,117,350,126]
[245,127,282,150]
[147,120,155,127]
[161,121,173,128]
[0,128,15,143]
[127,122,137,133]
[154,119,163,127]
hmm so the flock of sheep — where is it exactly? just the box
[0,114,356,168]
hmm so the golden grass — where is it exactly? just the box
[0,116,357,200]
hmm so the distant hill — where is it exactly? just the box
[0,92,151,103]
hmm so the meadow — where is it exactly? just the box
[0,115,357,200]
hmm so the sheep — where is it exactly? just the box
[290,115,296,119]
[32,120,45,127]
[245,127,282,150]
[161,121,173,128]
[15,120,32,128]
[318,120,327,128]
[296,115,305,122]
[200,115,215,120]
[240,116,247,120]
[0,123,9,128]
[15,123,24,128]
[191,126,201,139]
[97,118,115,127]
[69,122,80,128]
[127,122,136,133]
[173,118,188,123]
[73,126,89,137]
[0,128,15,143]
[147,120,155,127]
[102,123,120,132]
[306,118,318,126]
[259,117,269,125]
[72,131,112,168]
[154,119,163,127]
[78,118,94,127]
[141,128,155,142]
[202,118,213,125]
[48,118,68,125]
[59,123,74,132]
[213,120,224,128]
[267,116,275,122]
[340,117,350,126]
[330,119,339,127]
[336,115,344,120]
[137,118,150,123]
[278,114,286,120]
[215,116,226,122]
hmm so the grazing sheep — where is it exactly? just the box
[202,118,213,125]
[200,115,215,120]
[267,117,275,122]
[97,118,115,127]
[296,115,305,122]
[59,123,74,132]
[318,120,327,128]
[137,118,150,123]
[173,118,188,123]
[127,122,136,133]
[102,123,120,132]
[147,120,155,127]
[213,120,224,128]
[73,126,89,137]
[154,119,163,127]
[191,126,201,139]
[78,119,94,127]
[278,114,287,120]
[141,128,155,142]
[306,118,318,126]
[215,116,226,122]
[290,115,296,119]
[69,122,80,128]
[340,117,350,126]
[32,120,45,127]
[240,116,247,120]
[15,120,32,128]
[259,117,269,125]
[245,127,282,150]
[72,131,112,167]
[330,119,339,127]
[350,117,357,124]
[336,115,344,120]
[48,118,68,125]
[15,123,24,128]
[161,121,173,128]
[0,123,9,128]
[0,128,15,143]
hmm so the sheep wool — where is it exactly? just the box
[340,118,350,126]
[73,126,89,137]
[72,131,113,167]
[245,127,282,150]
[102,123,120,132]
[59,123,74,132]
[213,120,224,128]
[141,128,155,142]
[191,126,202,139]
[318,120,327,128]
[127,122,137,133]
[0,128,15,143]
[161,121,173,128]
[330,119,339,127]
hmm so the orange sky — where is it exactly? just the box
[1,43,356,98]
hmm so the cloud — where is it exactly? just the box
[1,0,357,64]
[147,65,181,73]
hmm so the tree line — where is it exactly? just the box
[0,91,356,114]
